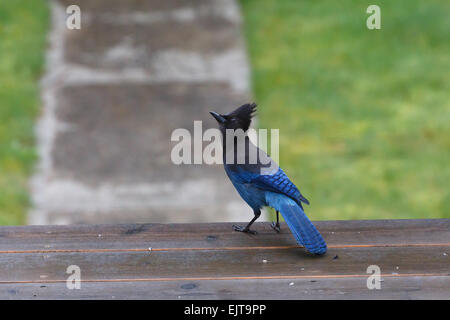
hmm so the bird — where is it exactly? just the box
[210,103,327,255]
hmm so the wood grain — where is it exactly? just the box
[0,219,448,299]
[0,219,448,251]
[1,276,449,300]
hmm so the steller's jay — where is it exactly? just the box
[210,103,327,255]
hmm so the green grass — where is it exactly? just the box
[240,0,450,220]
[0,1,49,225]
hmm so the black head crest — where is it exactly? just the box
[224,103,257,131]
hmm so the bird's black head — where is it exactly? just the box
[210,103,256,132]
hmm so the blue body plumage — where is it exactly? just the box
[210,103,327,255]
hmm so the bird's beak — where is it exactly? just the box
[209,111,226,124]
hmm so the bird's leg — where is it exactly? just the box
[233,209,261,235]
[271,210,281,233]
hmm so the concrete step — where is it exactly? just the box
[30,0,263,225]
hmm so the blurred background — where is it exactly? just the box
[0,0,448,226]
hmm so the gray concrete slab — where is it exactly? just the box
[30,0,266,225]
[52,83,246,185]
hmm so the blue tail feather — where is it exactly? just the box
[266,192,327,255]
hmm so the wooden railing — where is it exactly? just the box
[0,219,449,299]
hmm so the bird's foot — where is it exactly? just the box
[270,222,281,233]
[232,224,258,235]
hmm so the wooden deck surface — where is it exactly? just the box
[0,219,449,299]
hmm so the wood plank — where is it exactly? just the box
[0,219,448,300]
[0,246,448,282]
[1,276,449,300]
[0,219,448,251]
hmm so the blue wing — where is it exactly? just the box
[229,166,310,208]
[251,168,310,208]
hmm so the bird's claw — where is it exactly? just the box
[232,224,258,235]
[271,222,281,233]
